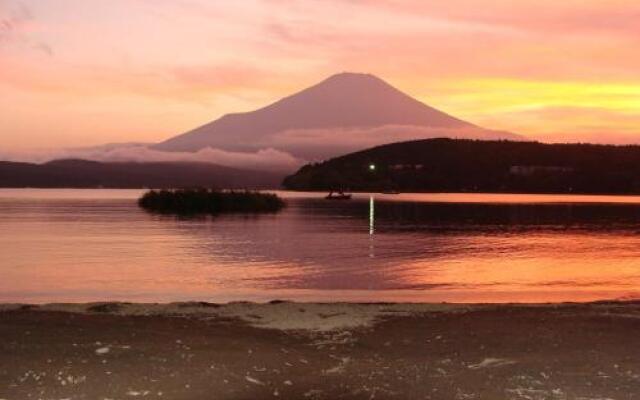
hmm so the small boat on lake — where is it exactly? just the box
[325,191,352,200]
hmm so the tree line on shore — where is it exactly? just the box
[283,138,640,194]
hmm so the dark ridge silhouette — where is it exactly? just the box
[0,159,282,189]
[283,138,640,194]
[154,72,521,159]
[138,189,285,215]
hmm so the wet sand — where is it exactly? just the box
[1,301,640,399]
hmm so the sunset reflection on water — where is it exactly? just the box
[1,189,640,303]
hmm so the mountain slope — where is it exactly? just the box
[0,160,282,189]
[283,138,640,194]
[154,73,521,159]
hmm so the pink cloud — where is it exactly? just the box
[1,144,303,172]
[270,125,522,160]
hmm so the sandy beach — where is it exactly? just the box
[1,301,640,399]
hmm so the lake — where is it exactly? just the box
[1,189,640,303]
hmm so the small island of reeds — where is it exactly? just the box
[138,189,285,215]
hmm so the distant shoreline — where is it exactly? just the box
[283,138,640,195]
[7,186,640,197]
[8,186,640,198]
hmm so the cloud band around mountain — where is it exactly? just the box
[0,145,304,172]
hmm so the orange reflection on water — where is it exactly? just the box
[2,189,640,304]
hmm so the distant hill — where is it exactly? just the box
[154,72,522,160]
[0,159,282,189]
[283,138,640,194]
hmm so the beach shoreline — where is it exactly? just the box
[2,300,640,399]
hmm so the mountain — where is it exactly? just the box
[0,159,282,189]
[283,138,640,194]
[154,73,522,160]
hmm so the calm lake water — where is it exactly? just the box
[1,189,640,303]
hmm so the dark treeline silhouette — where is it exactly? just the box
[0,159,282,189]
[138,189,285,215]
[283,138,640,194]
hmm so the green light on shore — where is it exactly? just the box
[369,163,376,171]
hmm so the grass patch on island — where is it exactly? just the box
[138,189,285,215]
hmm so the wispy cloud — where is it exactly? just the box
[0,1,53,55]
[1,144,303,172]
[32,41,52,56]
[271,125,521,160]
[0,1,32,42]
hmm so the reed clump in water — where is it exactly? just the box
[138,189,285,214]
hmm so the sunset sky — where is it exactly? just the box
[1,0,640,151]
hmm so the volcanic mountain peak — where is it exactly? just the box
[154,72,521,158]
